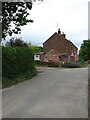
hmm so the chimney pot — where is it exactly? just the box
[61,33,66,38]
[58,28,61,34]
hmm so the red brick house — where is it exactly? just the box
[34,29,78,63]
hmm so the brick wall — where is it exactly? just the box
[43,32,78,63]
[34,53,44,61]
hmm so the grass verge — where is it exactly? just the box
[36,62,89,68]
[81,63,88,68]
[2,68,37,89]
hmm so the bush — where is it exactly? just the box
[47,63,59,67]
[35,61,82,68]
[81,62,88,67]
[2,68,37,88]
[35,61,59,67]
[2,46,37,88]
[62,62,81,68]
[35,61,47,66]
[89,60,90,64]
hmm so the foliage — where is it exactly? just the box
[2,46,36,81]
[35,60,82,68]
[5,38,28,47]
[79,40,90,61]
[35,60,89,68]
[2,68,37,88]
[35,61,47,66]
[2,0,44,39]
[2,2,33,39]
[29,44,43,53]
[81,63,88,67]
[35,61,82,68]
[30,45,40,53]
[35,61,59,67]
[62,62,81,68]
[38,46,43,52]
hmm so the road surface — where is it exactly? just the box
[2,67,88,118]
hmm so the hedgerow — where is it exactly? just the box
[2,46,37,88]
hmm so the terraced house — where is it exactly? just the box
[34,29,78,63]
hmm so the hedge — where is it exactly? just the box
[2,46,37,88]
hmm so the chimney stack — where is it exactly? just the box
[61,32,66,38]
[58,28,61,34]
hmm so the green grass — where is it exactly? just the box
[81,63,88,68]
[2,68,37,88]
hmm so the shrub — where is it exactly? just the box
[2,68,37,88]
[80,62,88,67]
[35,61,47,66]
[88,60,90,64]
[35,61,59,67]
[2,46,37,87]
[35,61,82,68]
[47,62,59,67]
[62,62,81,68]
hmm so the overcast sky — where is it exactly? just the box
[5,0,89,50]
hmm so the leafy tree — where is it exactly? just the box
[29,43,43,53]
[2,2,33,39]
[2,0,44,39]
[5,38,28,47]
[38,46,43,52]
[79,40,90,61]
[29,45,40,53]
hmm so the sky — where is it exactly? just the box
[5,0,89,50]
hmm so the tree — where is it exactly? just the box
[5,38,28,47]
[29,45,40,53]
[29,43,43,53]
[79,40,90,61]
[2,2,33,39]
[2,0,44,39]
[38,46,43,52]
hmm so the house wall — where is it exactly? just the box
[44,50,59,63]
[43,32,78,63]
[43,34,75,55]
[34,53,44,61]
[70,44,78,62]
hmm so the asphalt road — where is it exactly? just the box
[2,67,88,118]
